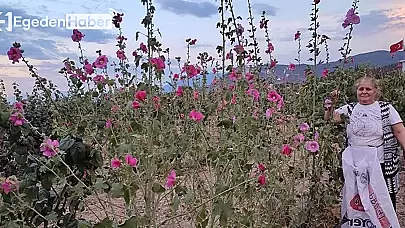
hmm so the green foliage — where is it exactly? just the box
[1,0,405,227]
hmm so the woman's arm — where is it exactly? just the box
[324,108,343,123]
[392,123,405,152]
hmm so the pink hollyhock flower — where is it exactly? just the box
[116,50,126,60]
[181,65,201,78]
[246,88,260,101]
[7,47,22,64]
[125,154,138,167]
[245,72,254,81]
[189,110,204,122]
[13,102,23,111]
[228,71,237,81]
[269,59,277,68]
[173,73,179,80]
[288,63,296,71]
[93,55,108,69]
[322,68,329,78]
[305,141,320,153]
[135,90,147,102]
[71,29,84,42]
[111,157,121,169]
[9,112,25,126]
[132,101,140,109]
[258,174,266,186]
[267,90,281,102]
[93,75,105,83]
[294,31,301,40]
[342,8,360,28]
[265,107,275,118]
[40,138,59,158]
[299,122,310,132]
[281,144,293,156]
[150,57,165,72]
[140,42,147,53]
[293,133,305,145]
[84,61,94,75]
[1,182,11,194]
[265,43,274,54]
[105,119,112,128]
[257,163,266,172]
[0,177,18,194]
[166,169,176,188]
[176,86,183,97]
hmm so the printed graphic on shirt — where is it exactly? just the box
[350,112,379,138]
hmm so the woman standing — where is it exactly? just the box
[324,76,405,212]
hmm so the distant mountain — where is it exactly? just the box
[162,50,405,91]
[270,50,405,81]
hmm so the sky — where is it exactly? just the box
[0,0,405,99]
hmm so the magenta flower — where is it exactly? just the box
[188,110,204,122]
[294,31,301,40]
[7,47,22,64]
[166,169,176,188]
[71,29,84,42]
[40,138,59,158]
[13,102,23,111]
[125,154,138,167]
[111,157,121,169]
[150,57,165,72]
[9,112,25,126]
[305,141,320,153]
[116,50,126,60]
[299,122,310,132]
[93,55,108,69]
[135,90,147,102]
[342,8,360,28]
[267,90,281,102]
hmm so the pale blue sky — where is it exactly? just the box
[1,0,405,97]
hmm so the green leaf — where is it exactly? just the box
[94,218,114,228]
[151,182,165,193]
[110,183,124,198]
[217,119,233,129]
[94,178,109,191]
[124,185,130,205]
[118,216,138,228]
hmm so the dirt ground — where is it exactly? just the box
[397,170,405,226]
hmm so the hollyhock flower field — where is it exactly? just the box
[1,0,405,227]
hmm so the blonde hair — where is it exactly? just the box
[353,76,382,100]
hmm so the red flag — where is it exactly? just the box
[389,40,404,53]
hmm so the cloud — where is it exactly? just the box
[155,0,217,18]
[341,9,405,36]
[251,3,277,16]
[0,5,118,61]
[0,5,116,42]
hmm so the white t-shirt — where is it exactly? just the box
[335,101,402,162]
